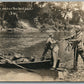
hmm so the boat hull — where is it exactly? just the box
[0,60,52,69]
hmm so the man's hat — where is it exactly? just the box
[49,33,54,37]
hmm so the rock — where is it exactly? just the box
[58,69,68,79]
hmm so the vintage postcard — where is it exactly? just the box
[0,2,84,82]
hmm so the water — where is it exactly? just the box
[0,31,47,56]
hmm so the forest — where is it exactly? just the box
[0,2,84,32]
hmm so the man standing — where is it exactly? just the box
[41,33,56,61]
[73,29,84,70]
[65,28,84,70]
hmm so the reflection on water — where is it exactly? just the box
[0,31,71,53]
[0,31,48,56]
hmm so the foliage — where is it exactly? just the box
[0,2,84,31]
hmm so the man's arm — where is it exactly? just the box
[51,39,56,44]
[46,38,56,44]
[69,39,79,42]
[65,34,75,40]
[69,32,82,42]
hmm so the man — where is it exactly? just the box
[41,33,56,61]
[65,28,84,70]
[73,29,84,70]
[51,41,59,70]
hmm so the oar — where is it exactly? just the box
[11,61,38,73]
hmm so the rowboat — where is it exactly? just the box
[0,59,52,69]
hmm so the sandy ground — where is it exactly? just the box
[0,68,59,81]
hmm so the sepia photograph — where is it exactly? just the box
[0,1,84,81]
